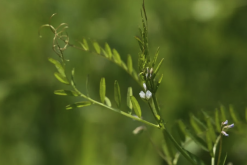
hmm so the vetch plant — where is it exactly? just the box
[39,1,244,165]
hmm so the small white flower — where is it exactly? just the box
[139,91,146,99]
[146,90,152,99]
[221,131,229,136]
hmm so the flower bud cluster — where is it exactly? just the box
[139,83,152,100]
[221,120,234,137]
[145,67,153,79]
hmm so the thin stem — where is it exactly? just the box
[211,135,221,165]
[216,134,223,165]
[71,84,160,129]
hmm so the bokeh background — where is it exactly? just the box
[1,0,247,164]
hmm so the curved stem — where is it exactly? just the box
[71,84,160,129]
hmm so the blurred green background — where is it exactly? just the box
[1,0,247,164]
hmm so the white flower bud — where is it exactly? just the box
[221,131,229,137]
[146,90,152,99]
[139,91,146,99]
[143,83,147,91]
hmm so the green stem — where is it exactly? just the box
[216,134,223,165]
[212,135,221,165]
[72,85,160,129]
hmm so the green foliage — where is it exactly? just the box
[127,87,133,113]
[54,89,79,96]
[66,101,92,110]
[114,80,121,107]
[40,1,247,165]
[130,96,142,118]
[99,77,106,103]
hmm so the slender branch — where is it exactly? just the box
[216,134,223,165]
[71,84,160,129]
[212,135,221,165]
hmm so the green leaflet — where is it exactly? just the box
[99,77,106,103]
[163,129,206,165]
[220,153,227,165]
[114,80,121,107]
[162,130,176,163]
[229,105,239,124]
[138,53,146,72]
[190,114,204,134]
[112,49,121,64]
[186,129,209,152]
[66,101,92,110]
[205,116,216,142]
[54,72,70,84]
[104,43,112,59]
[215,108,221,132]
[48,58,66,77]
[171,122,186,145]
[135,36,143,51]
[153,58,164,78]
[127,54,133,74]
[80,38,89,51]
[121,61,128,70]
[54,89,79,96]
[104,96,112,107]
[152,47,160,67]
[127,87,133,114]
[206,131,213,157]
[130,96,142,118]
[71,68,76,87]
[49,58,69,84]
[93,42,101,54]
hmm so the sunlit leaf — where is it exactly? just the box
[99,77,106,103]
[54,89,79,96]
[121,61,128,70]
[69,68,76,87]
[135,36,143,51]
[48,58,66,77]
[54,72,70,84]
[93,42,101,54]
[153,58,164,78]
[130,96,141,118]
[152,47,160,67]
[105,96,111,107]
[112,49,121,64]
[66,101,92,110]
[127,54,133,74]
[80,38,89,51]
[114,80,121,107]
[105,43,112,59]
[127,87,133,113]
